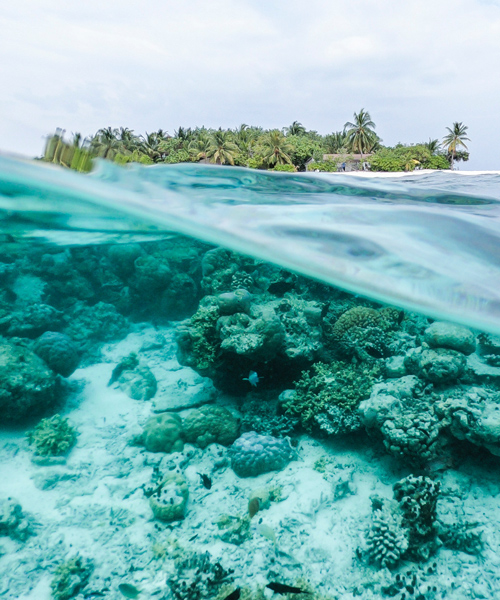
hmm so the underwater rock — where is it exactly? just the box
[141,413,184,453]
[182,405,239,448]
[230,431,294,477]
[117,365,157,400]
[33,331,80,377]
[107,243,145,278]
[218,304,285,362]
[385,355,406,378]
[436,388,500,455]
[404,346,466,384]
[0,303,63,338]
[159,272,199,320]
[467,352,500,383]
[27,414,77,457]
[64,301,129,345]
[131,253,172,291]
[149,472,189,521]
[476,332,500,366]
[216,288,252,315]
[424,321,476,355]
[0,340,58,421]
[275,295,324,361]
[0,498,33,541]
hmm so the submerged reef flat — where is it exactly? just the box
[1,237,500,599]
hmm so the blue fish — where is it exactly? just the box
[243,370,260,387]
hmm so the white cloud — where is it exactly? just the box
[0,0,499,168]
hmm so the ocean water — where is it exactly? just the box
[1,156,500,599]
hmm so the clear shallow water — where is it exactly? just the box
[2,156,500,600]
[2,155,500,334]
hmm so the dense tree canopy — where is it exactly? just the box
[41,115,467,173]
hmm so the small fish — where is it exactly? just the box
[243,370,260,387]
[248,496,261,518]
[397,310,405,325]
[118,583,141,598]
[198,473,212,489]
[266,582,308,594]
[224,589,241,600]
[257,522,276,545]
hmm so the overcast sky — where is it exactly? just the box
[1,0,499,169]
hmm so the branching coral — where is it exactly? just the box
[27,414,77,457]
[365,497,409,568]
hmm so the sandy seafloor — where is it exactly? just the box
[2,323,500,600]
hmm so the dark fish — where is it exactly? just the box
[198,473,212,489]
[266,582,308,594]
[365,346,384,359]
[397,310,405,325]
[118,582,141,598]
[224,589,241,600]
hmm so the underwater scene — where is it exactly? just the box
[2,158,500,600]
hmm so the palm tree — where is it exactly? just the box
[90,127,123,160]
[344,109,378,159]
[424,138,440,155]
[188,133,211,161]
[260,130,293,167]
[206,129,239,165]
[139,132,164,162]
[325,130,348,153]
[285,121,306,136]
[442,122,470,170]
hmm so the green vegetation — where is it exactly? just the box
[41,114,469,173]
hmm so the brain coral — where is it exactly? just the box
[149,472,189,522]
[142,413,184,453]
[230,431,294,477]
[33,331,80,377]
[182,405,239,448]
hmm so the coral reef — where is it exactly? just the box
[167,549,234,600]
[215,513,252,545]
[404,346,466,384]
[27,414,77,457]
[230,431,294,477]
[0,339,58,421]
[284,360,382,433]
[33,331,80,377]
[50,556,93,600]
[182,405,239,448]
[0,498,33,541]
[0,303,63,338]
[365,496,409,568]
[240,393,298,437]
[149,472,189,522]
[393,475,440,562]
[140,413,184,453]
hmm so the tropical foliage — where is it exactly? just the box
[41,115,469,173]
[368,144,450,172]
[442,122,470,169]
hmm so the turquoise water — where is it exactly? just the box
[2,156,500,334]
[1,156,500,600]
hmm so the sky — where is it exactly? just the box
[1,0,499,170]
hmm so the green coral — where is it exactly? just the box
[27,414,77,457]
[51,556,93,600]
[283,361,382,432]
[183,405,239,448]
[141,413,184,453]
